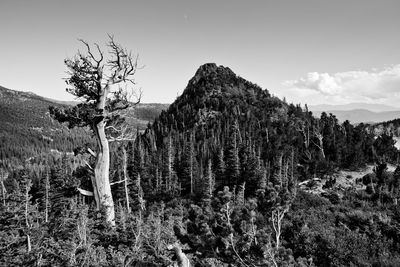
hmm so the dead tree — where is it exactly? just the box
[167,243,191,267]
[49,35,141,225]
[312,123,325,159]
[0,168,8,207]
[269,151,297,249]
[25,179,32,253]
[122,146,130,213]
[295,120,312,161]
[45,169,49,223]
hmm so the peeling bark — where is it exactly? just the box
[93,119,115,225]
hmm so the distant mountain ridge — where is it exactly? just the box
[311,109,400,124]
[309,103,400,123]
[310,103,399,113]
[0,85,167,165]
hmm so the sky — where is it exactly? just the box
[0,0,400,107]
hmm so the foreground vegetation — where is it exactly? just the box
[2,160,400,266]
[1,39,400,266]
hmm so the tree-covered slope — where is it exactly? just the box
[138,63,386,200]
[125,63,400,266]
[148,63,291,157]
[1,65,400,267]
[0,86,94,165]
[0,86,167,166]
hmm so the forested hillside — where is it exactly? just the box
[1,64,400,266]
[0,85,167,166]
[140,63,395,195]
[0,86,94,166]
[374,118,400,136]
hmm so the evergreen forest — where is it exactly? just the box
[1,61,400,267]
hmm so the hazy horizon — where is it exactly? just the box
[1,0,400,107]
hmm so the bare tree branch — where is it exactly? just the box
[106,35,139,85]
[78,39,103,67]
[110,179,128,186]
[87,148,96,158]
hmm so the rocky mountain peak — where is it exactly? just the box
[182,63,264,100]
[188,63,237,87]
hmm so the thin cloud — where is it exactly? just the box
[282,65,400,105]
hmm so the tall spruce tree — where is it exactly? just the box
[226,123,240,188]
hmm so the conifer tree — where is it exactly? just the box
[181,132,196,195]
[226,124,240,188]
[163,135,178,194]
[216,148,226,189]
[236,182,245,206]
[203,159,215,202]
[374,161,389,203]
[392,165,400,205]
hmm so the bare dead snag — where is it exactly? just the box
[0,168,8,208]
[167,243,191,267]
[312,123,325,159]
[25,179,32,253]
[271,207,289,249]
[49,36,141,225]
[122,146,130,213]
[45,170,49,223]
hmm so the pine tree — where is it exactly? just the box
[202,159,215,202]
[163,135,178,194]
[181,132,196,195]
[226,124,240,188]
[236,182,245,206]
[392,165,400,205]
[215,148,226,189]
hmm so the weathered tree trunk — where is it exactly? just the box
[272,208,288,249]
[25,180,32,253]
[93,121,115,225]
[92,85,115,225]
[168,244,191,267]
[122,147,130,213]
[50,37,140,226]
[0,169,8,208]
[27,235,31,253]
[316,133,325,159]
[1,177,6,207]
[45,171,49,223]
